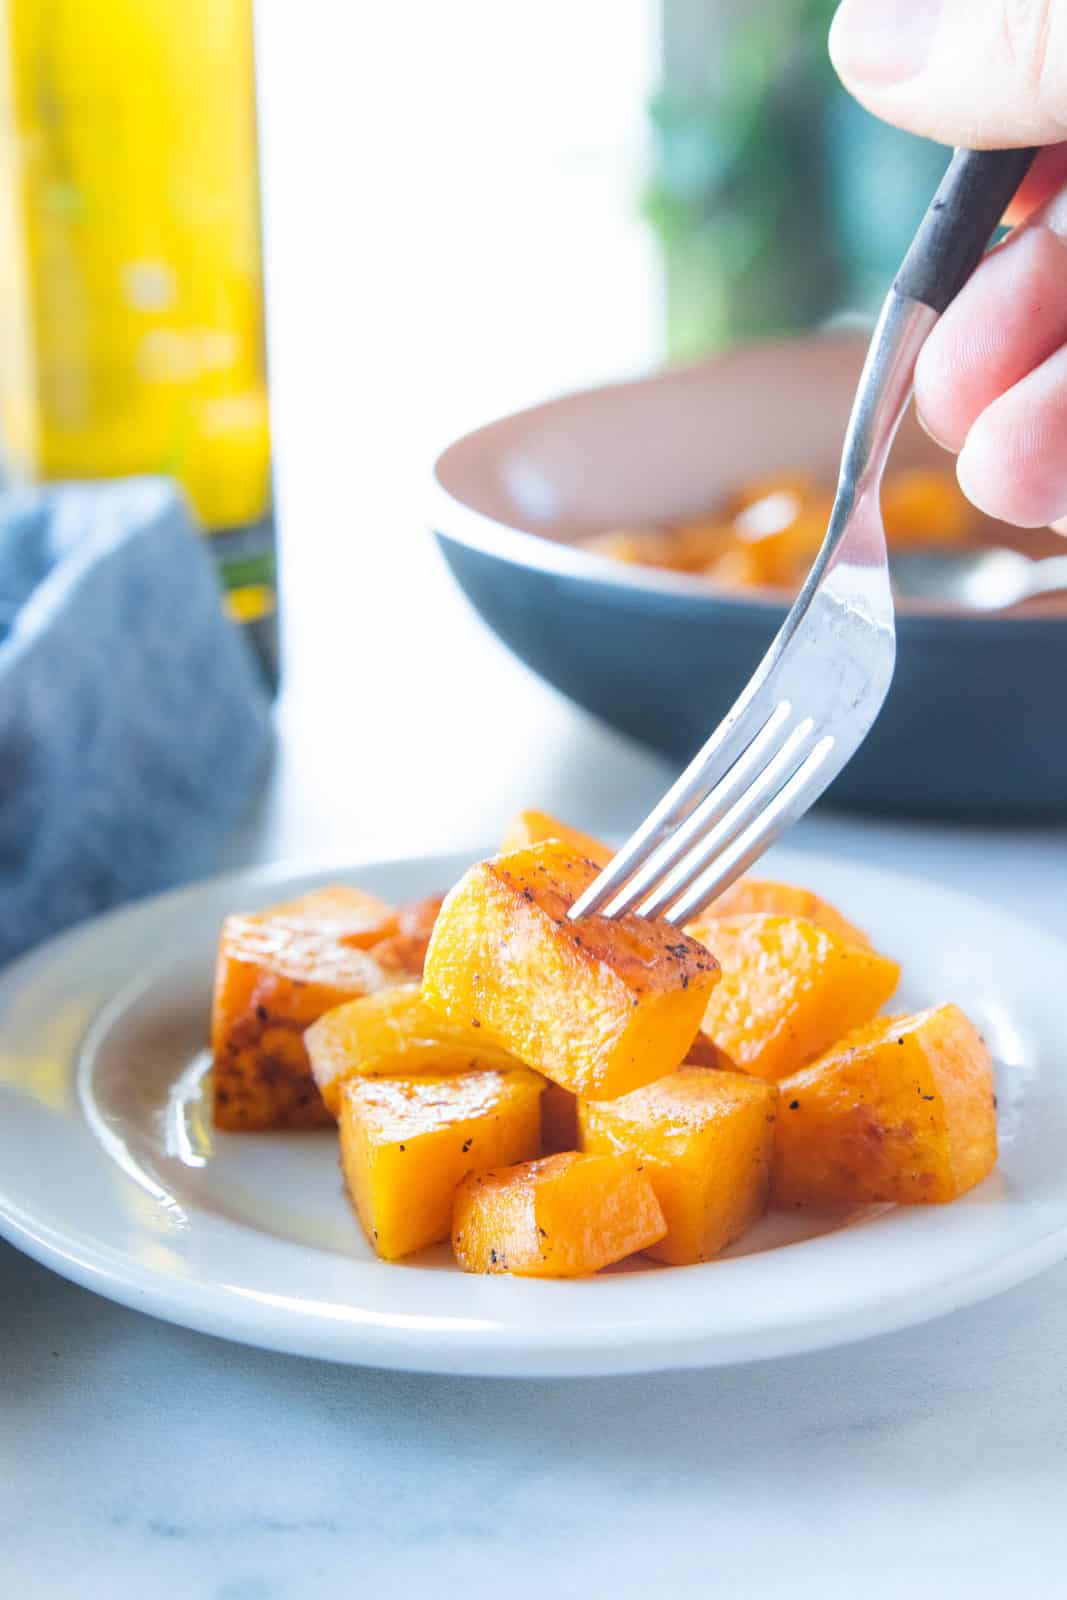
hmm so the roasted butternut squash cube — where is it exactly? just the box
[371,895,444,980]
[882,468,971,548]
[733,495,834,588]
[246,886,398,946]
[423,841,720,1099]
[499,810,613,868]
[773,1006,998,1207]
[703,546,765,590]
[725,472,819,516]
[540,1081,579,1154]
[668,517,735,570]
[211,886,398,1131]
[306,982,520,1116]
[580,528,687,571]
[688,913,899,1083]
[339,1067,544,1260]
[398,894,445,941]
[452,1151,666,1277]
[684,1031,738,1071]
[578,1067,777,1264]
[696,878,869,948]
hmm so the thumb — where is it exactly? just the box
[829,0,1067,149]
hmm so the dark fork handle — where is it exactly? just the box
[894,146,1037,315]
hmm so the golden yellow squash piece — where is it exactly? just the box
[688,913,900,1083]
[211,886,401,1132]
[773,1006,998,1207]
[696,878,870,948]
[452,1151,666,1277]
[369,894,444,981]
[498,810,613,868]
[580,528,690,570]
[881,468,972,548]
[306,983,520,1117]
[725,490,834,589]
[339,1067,544,1260]
[541,1033,731,1150]
[578,1067,777,1264]
[423,841,720,1099]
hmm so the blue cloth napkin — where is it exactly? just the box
[0,478,273,966]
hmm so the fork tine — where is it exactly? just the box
[567,278,936,929]
[634,716,816,920]
[598,700,793,919]
[662,736,836,926]
[567,686,781,921]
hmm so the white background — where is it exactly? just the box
[251,0,667,866]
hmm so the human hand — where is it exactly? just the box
[830,0,1067,531]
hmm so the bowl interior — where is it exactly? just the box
[435,333,1067,609]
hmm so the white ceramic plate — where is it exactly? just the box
[2,848,1066,1377]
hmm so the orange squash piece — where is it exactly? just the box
[211,886,401,1131]
[703,546,766,591]
[582,521,734,573]
[578,1067,777,1264]
[306,982,521,1116]
[540,1081,579,1154]
[732,493,834,589]
[244,885,398,946]
[696,878,869,948]
[668,517,735,570]
[498,811,613,868]
[339,1067,544,1260]
[423,841,719,1099]
[398,895,445,940]
[580,528,689,571]
[452,1151,666,1277]
[689,913,899,1083]
[773,1005,998,1207]
[684,1031,738,1071]
[371,895,444,980]
[882,468,972,548]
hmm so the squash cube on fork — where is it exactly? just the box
[423,841,719,1100]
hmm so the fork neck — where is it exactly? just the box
[833,291,939,525]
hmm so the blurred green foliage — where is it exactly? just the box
[647,0,948,358]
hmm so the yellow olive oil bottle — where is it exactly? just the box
[0,0,277,682]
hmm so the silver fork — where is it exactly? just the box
[569,146,1036,929]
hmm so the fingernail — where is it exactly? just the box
[829,0,942,85]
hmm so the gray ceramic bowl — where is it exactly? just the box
[431,335,1067,817]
